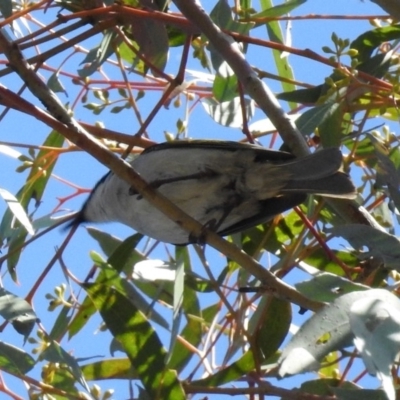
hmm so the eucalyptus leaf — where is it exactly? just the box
[202,97,254,128]
[332,224,400,271]
[41,341,89,391]
[279,289,399,377]
[0,288,37,338]
[0,342,35,375]
[0,188,34,235]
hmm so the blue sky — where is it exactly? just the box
[0,1,396,398]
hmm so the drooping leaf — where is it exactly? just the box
[0,188,34,235]
[69,251,169,339]
[248,296,291,360]
[78,30,118,78]
[49,303,73,341]
[0,0,12,18]
[0,144,21,159]
[86,227,124,257]
[129,16,169,75]
[259,0,297,104]
[167,254,184,363]
[318,101,345,147]
[357,51,394,79]
[84,281,186,400]
[47,71,67,94]
[41,341,89,391]
[168,246,202,371]
[210,0,253,35]
[0,130,64,277]
[0,287,38,338]
[107,233,144,274]
[0,342,35,375]
[277,85,324,104]
[212,61,238,102]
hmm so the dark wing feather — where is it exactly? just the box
[176,193,307,244]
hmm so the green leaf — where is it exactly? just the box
[210,0,254,34]
[49,303,73,341]
[0,130,64,277]
[0,0,12,18]
[118,40,146,74]
[295,101,340,136]
[0,188,34,235]
[202,97,254,128]
[0,287,37,339]
[78,30,117,78]
[357,51,393,79]
[249,297,291,360]
[318,101,345,147]
[259,0,297,105]
[166,26,187,47]
[47,72,67,94]
[69,252,169,339]
[212,62,238,102]
[81,358,135,381]
[166,255,184,364]
[84,282,186,400]
[0,342,35,374]
[349,295,400,400]
[277,85,323,104]
[86,227,124,257]
[351,24,400,62]
[129,17,169,75]
[107,233,144,274]
[168,247,202,371]
[41,341,89,391]
[254,0,306,21]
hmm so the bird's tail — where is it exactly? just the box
[281,148,357,199]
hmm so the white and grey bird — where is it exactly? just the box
[71,141,356,245]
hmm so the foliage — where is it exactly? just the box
[0,0,399,399]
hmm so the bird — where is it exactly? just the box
[70,140,357,245]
